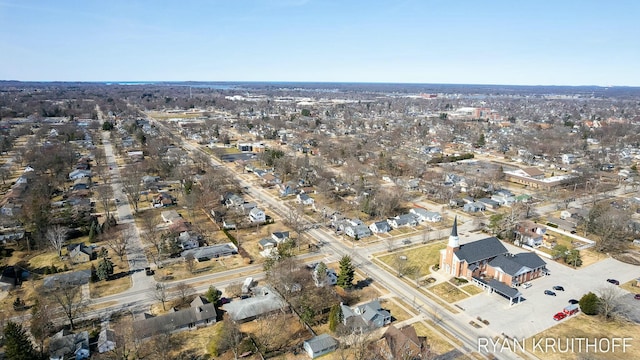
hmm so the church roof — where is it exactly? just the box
[454,237,508,264]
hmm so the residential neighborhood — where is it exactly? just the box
[0,81,640,360]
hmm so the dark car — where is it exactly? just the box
[568,299,579,304]
[607,279,620,285]
[634,294,640,300]
[145,267,154,276]
[553,285,565,291]
[218,297,231,305]
[544,290,557,296]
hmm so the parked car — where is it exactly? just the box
[145,267,154,276]
[544,290,557,296]
[553,285,565,291]
[606,279,620,285]
[568,299,579,304]
[634,294,640,300]
[402,239,411,245]
[553,312,567,321]
[218,297,231,305]
[522,282,532,289]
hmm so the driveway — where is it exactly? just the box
[456,249,640,339]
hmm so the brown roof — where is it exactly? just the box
[523,167,544,177]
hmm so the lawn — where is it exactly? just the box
[524,314,640,360]
[377,241,446,278]
[412,321,456,355]
[460,284,484,296]
[621,279,640,295]
[429,282,469,303]
[380,298,413,322]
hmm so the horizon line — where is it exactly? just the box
[0,79,635,88]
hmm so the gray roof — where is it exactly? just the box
[454,237,508,264]
[488,255,529,276]
[304,334,338,353]
[223,287,287,322]
[133,298,217,338]
[182,243,237,260]
[43,270,91,288]
[487,279,521,299]
[512,252,546,269]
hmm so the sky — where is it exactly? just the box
[0,0,639,86]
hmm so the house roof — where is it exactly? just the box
[454,237,508,264]
[133,301,217,339]
[523,167,545,177]
[223,287,286,322]
[304,334,338,353]
[381,325,425,359]
[511,252,546,269]
[488,255,529,276]
[182,243,237,260]
[486,278,521,299]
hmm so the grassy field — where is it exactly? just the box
[460,284,484,296]
[524,314,640,360]
[429,282,469,303]
[621,279,640,294]
[377,241,446,277]
[412,321,457,354]
[380,297,413,322]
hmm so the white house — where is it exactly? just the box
[387,214,417,229]
[297,193,315,205]
[69,169,91,180]
[177,231,200,250]
[345,224,372,239]
[369,221,391,234]
[409,208,442,223]
[313,265,338,287]
[303,334,339,359]
[249,207,266,223]
[561,154,576,164]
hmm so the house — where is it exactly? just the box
[278,182,296,196]
[72,177,91,191]
[68,243,95,264]
[514,221,546,248]
[272,231,290,244]
[341,299,391,330]
[153,193,176,208]
[560,208,589,221]
[369,221,391,234]
[161,210,182,223]
[133,296,217,339]
[345,224,372,239]
[478,198,500,210]
[303,334,339,359]
[224,193,245,208]
[297,193,315,205]
[223,286,287,322]
[491,193,516,206]
[312,264,338,287]
[387,214,417,229]
[258,238,278,250]
[68,169,91,180]
[177,231,200,250]
[0,266,21,291]
[561,154,576,164]
[463,202,486,213]
[181,243,238,262]
[222,219,236,230]
[371,325,428,360]
[49,329,90,360]
[409,208,442,223]
[249,207,266,223]
[142,175,160,185]
[440,218,547,305]
[97,328,116,353]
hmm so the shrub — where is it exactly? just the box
[580,292,599,315]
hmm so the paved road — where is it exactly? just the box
[101,131,153,293]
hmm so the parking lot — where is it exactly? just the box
[456,244,640,339]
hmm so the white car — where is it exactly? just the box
[522,282,532,289]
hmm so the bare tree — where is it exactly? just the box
[46,280,89,330]
[151,282,169,311]
[588,203,631,253]
[597,286,627,321]
[225,282,243,298]
[139,210,163,253]
[30,300,55,358]
[107,228,129,262]
[218,320,244,360]
[120,162,143,213]
[174,282,195,307]
[95,184,114,219]
[103,316,150,360]
[45,225,68,257]
[184,253,197,274]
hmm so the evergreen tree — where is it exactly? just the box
[96,257,114,281]
[580,292,599,315]
[328,304,342,332]
[4,321,37,360]
[337,255,355,288]
[90,263,99,283]
[205,285,221,304]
